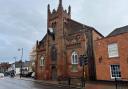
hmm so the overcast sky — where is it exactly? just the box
[0,0,128,63]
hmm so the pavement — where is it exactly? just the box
[0,77,76,89]
[14,77,128,89]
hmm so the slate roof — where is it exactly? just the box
[15,61,22,68]
[65,19,104,37]
[39,19,103,44]
[65,19,86,34]
[15,61,30,68]
[108,25,128,37]
[23,61,30,67]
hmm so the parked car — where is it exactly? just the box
[4,72,10,77]
[31,72,35,78]
[0,73,4,78]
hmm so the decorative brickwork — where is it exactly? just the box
[35,0,103,81]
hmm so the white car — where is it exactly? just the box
[0,73,4,78]
[31,72,35,78]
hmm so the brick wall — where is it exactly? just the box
[95,32,128,80]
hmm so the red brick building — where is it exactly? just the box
[0,62,11,73]
[35,0,103,80]
[95,25,128,81]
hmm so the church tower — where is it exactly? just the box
[47,0,71,30]
[46,0,71,80]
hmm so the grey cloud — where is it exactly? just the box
[0,0,128,62]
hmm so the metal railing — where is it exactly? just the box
[115,78,128,89]
[58,76,85,88]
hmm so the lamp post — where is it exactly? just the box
[18,48,23,78]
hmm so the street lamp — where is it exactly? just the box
[18,48,23,78]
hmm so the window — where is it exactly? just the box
[40,56,45,66]
[108,43,119,58]
[71,51,78,64]
[71,51,78,72]
[110,65,121,79]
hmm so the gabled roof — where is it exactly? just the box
[23,61,30,67]
[39,34,47,44]
[108,25,128,37]
[65,19,86,34]
[65,19,104,37]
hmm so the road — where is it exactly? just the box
[1,77,128,89]
[0,77,76,89]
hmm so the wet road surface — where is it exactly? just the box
[0,77,76,89]
[1,77,128,89]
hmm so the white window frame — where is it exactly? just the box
[110,65,121,79]
[40,56,45,66]
[71,51,78,64]
[108,43,119,58]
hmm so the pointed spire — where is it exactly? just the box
[59,0,62,7]
[47,4,51,14]
[57,0,63,11]
[36,40,38,49]
[48,4,50,9]
[68,5,71,15]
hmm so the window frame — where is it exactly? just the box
[40,56,45,66]
[110,64,121,79]
[108,43,119,58]
[71,51,78,64]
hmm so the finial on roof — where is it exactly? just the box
[68,5,71,15]
[48,4,51,12]
[48,4,50,9]
[59,0,62,7]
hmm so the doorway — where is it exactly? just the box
[51,66,57,80]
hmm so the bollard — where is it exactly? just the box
[81,77,85,88]
[68,77,71,87]
[115,78,117,89]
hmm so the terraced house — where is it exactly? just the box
[35,0,103,81]
[95,25,128,81]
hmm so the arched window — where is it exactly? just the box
[71,51,78,64]
[40,56,45,66]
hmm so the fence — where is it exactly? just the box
[58,77,85,88]
[115,78,128,89]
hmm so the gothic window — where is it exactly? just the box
[50,22,56,40]
[71,51,78,72]
[40,56,45,66]
[71,51,78,64]
[52,22,56,28]
[50,45,57,62]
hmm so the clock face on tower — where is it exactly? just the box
[48,28,54,33]
[48,27,55,40]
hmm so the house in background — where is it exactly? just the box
[0,62,11,73]
[8,60,31,76]
[29,45,36,73]
[95,25,128,81]
[35,0,103,81]
[22,61,31,75]
[8,61,22,75]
